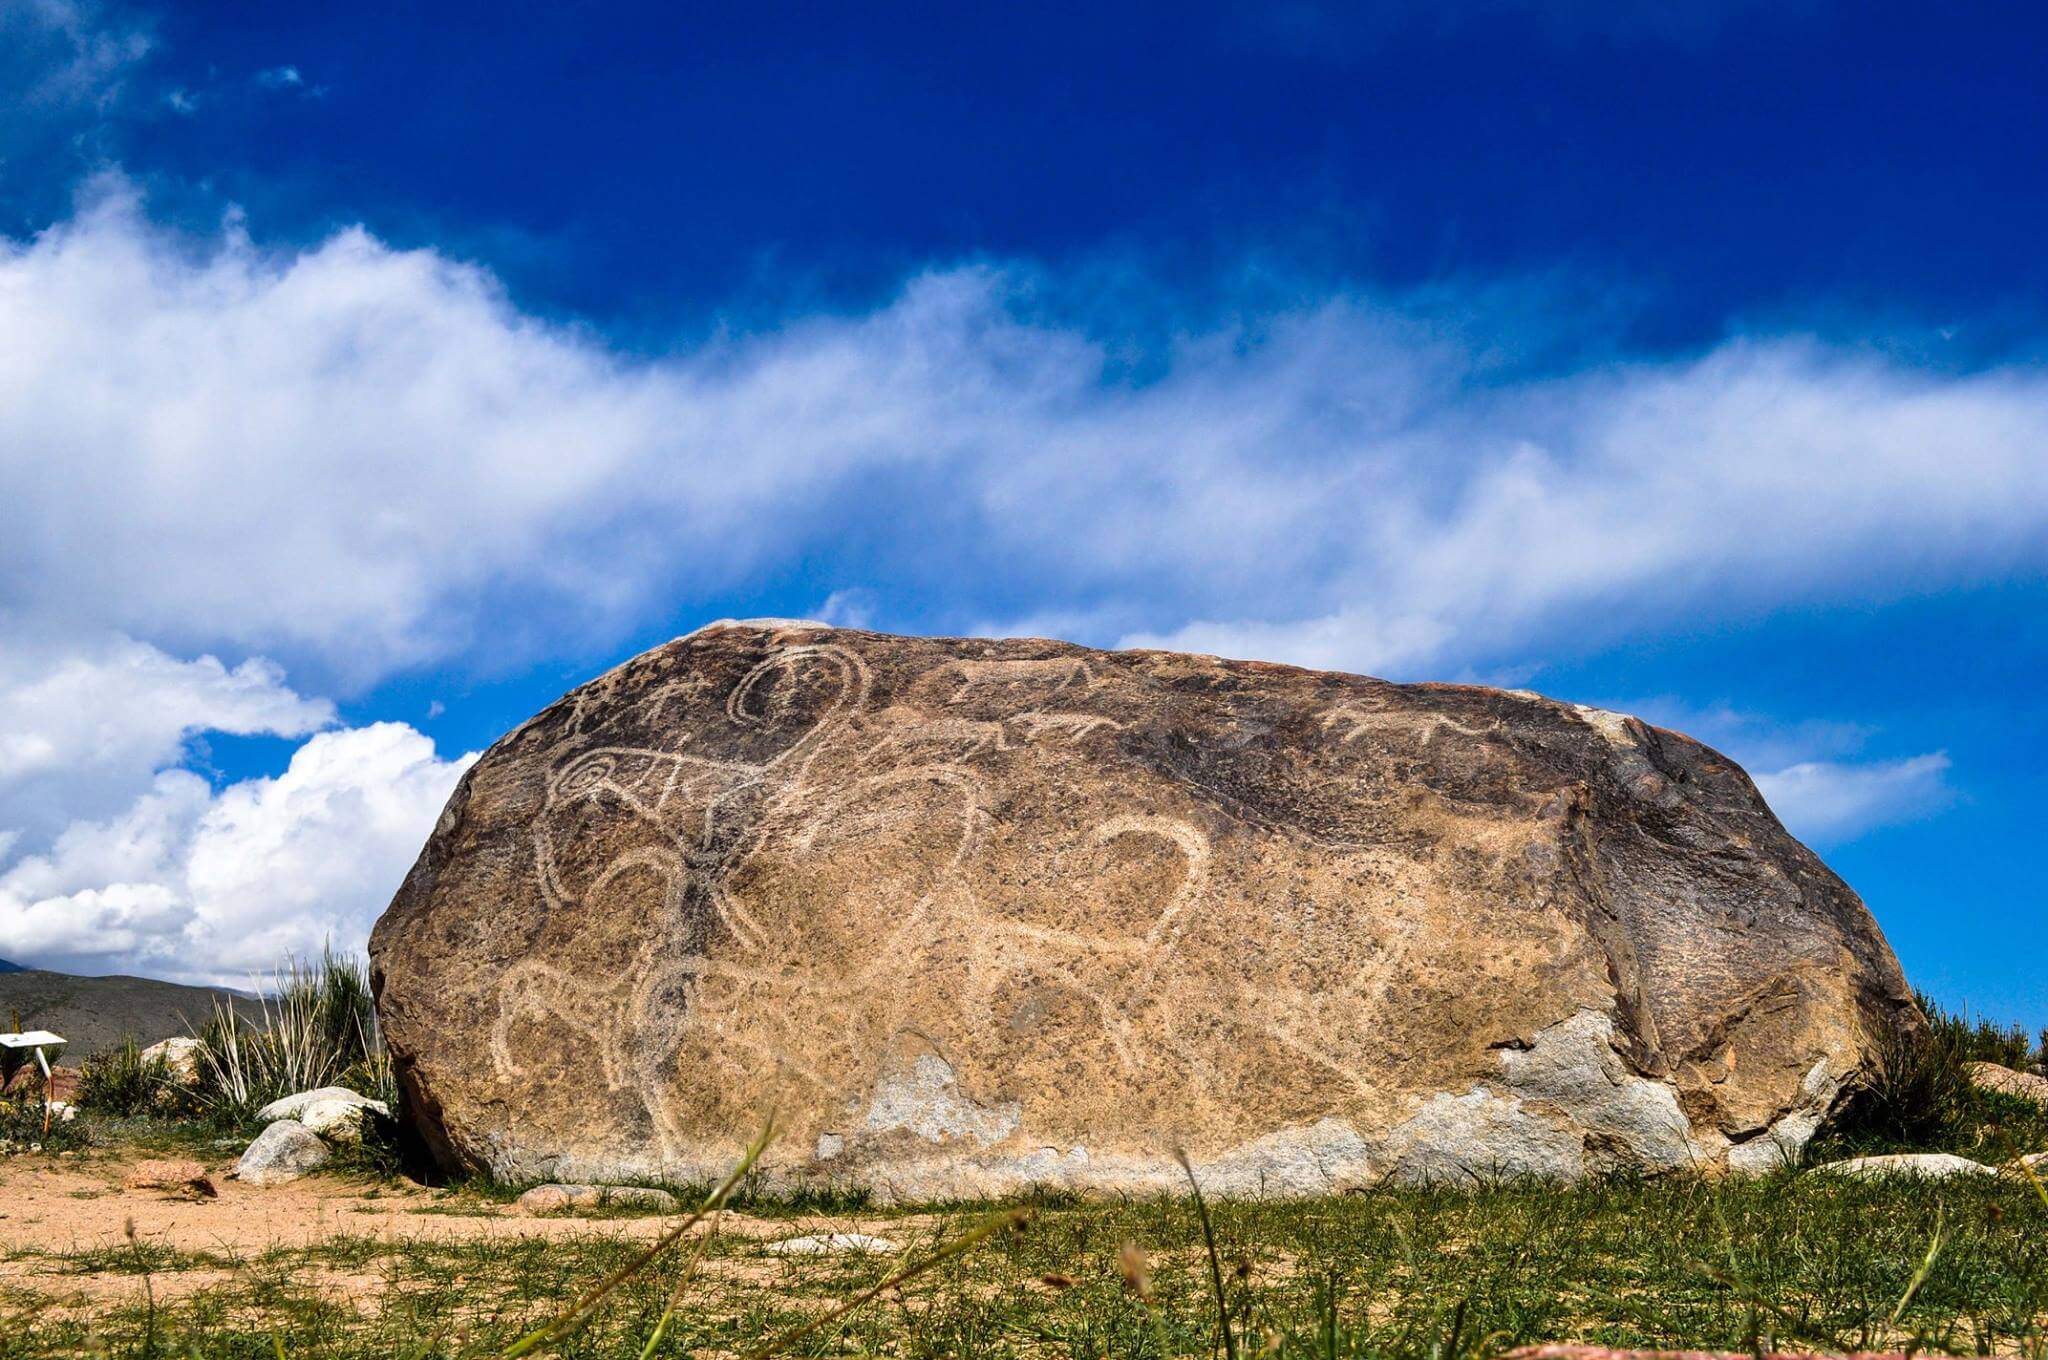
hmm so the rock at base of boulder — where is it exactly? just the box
[255,1087,390,1124]
[513,1183,678,1215]
[1809,1153,1994,1180]
[140,1037,204,1087]
[126,1158,217,1198]
[236,1120,332,1185]
[1966,1062,2048,1107]
[764,1233,901,1256]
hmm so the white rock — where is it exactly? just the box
[764,1233,901,1256]
[298,1097,377,1144]
[1809,1152,1996,1180]
[236,1119,332,1185]
[255,1087,389,1124]
[141,1037,204,1086]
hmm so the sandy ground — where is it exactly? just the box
[0,1147,923,1318]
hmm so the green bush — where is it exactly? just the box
[1817,991,2048,1160]
[75,1037,176,1117]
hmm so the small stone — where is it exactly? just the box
[236,1119,332,1185]
[127,1158,217,1198]
[1809,1152,1995,1180]
[513,1183,678,1215]
[764,1232,901,1256]
[298,1097,378,1144]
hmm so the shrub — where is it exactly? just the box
[75,1037,175,1117]
[1819,991,2048,1158]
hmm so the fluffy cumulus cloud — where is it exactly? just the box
[7,188,2048,691]
[0,632,333,839]
[11,187,2048,972]
[0,723,473,982]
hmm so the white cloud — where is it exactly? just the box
[0,723,474,982]
[8,189,2048,696]
[0,632,332,842]
[1754,753,1955,846]
[5,189,2048,975]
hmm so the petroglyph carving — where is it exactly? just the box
[377,624,1915,1199]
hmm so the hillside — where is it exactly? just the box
[0,957,25,973]
[0,969,255,1065]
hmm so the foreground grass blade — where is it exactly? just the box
[1887,1200,1944,1332]
[1176,1148,1239,1360]
[635,1198,729,1360]
[740,1207,1030,1360]
[500,1117,777,1358]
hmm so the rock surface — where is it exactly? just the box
[1810,1153,1995,1180]
[298,1097,378,1144]
[513,1183,678,1215]
[1966,1061,2048,1106]
[764,1232,901,1256]
[236,1119,331,1185]
[371,622,1915,1198]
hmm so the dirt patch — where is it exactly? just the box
[0,1147,928,1258]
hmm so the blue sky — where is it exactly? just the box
[0,1,2043,1029]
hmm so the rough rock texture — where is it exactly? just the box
[371,622,1914,1198]
[126,1158,217,1198]
[236,1120,331,1185]
[140,1037,203,1086]
[1967,1061,2048,1106]
[765,1233,902,1256]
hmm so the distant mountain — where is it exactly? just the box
[0,969,258,1065]
[0,958,25,973]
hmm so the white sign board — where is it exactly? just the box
[0,1030,66,1079]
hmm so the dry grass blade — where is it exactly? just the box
[2016,1156,2048,1212]
[1886,1200,1943,1332]
[634,1195,730,1359]
[499,1117,777,1359]
[740,1207,1031,1360]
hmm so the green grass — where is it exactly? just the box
[3,1171,2044,1359]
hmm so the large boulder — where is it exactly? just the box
[370,622,1914,1198]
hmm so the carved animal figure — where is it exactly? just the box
[371,621,1914,1198]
